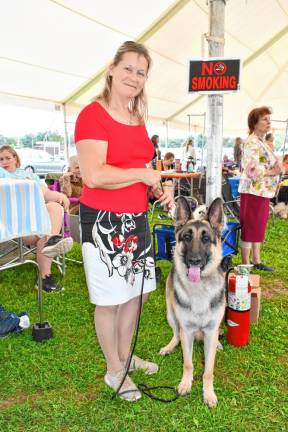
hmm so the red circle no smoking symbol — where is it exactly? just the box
[213,62,227,75]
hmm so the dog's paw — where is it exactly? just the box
[159,345,172,356]
[203,391,218,408]
[177,379,192,395]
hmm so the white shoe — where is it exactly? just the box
[42,235,73,258]
[104,370,141,402]
[128,355,159,375]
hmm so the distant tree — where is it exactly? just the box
[196,134,207,149]
[7,137,17,146]
[0,135,7,145]
[20,134,35,148]
[165,138,184,148]
[35,130,64,144]
[0,135,17,146]
[223,137,234,147]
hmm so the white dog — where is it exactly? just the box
[274,202,288,219]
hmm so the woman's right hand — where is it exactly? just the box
[140,168,161,187]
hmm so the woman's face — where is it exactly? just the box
[71,164,81,177]
[254,114,271,135]
[110,52,148,99]
[0,149,17,172]
[163,157,174,169]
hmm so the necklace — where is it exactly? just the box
[107,102,134,125]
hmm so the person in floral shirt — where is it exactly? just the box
[239,106,282,271]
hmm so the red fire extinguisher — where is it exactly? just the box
[226,266,252,347]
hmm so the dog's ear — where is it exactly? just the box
[175,196,192,231]
[207,198,224,234]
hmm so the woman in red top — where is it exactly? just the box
[75,41,173,401]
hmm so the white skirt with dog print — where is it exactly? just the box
[80,203,156,306]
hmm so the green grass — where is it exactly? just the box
[0,217,287,432]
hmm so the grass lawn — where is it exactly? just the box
[0,216,287,432]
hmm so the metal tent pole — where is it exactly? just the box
[206,0,226,205]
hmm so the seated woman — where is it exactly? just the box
[0,145,73,292]
[276,154,288,204]
[161,152,175,171]
[59,155,83,215]
[222,154,236,177]
[282,154,288,176]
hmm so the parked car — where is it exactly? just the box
[17,148,66,177]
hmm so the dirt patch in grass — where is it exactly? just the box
[0,384,102,411]
[261,279,288,298]
[0,393,40,410]
[277,353,288,364]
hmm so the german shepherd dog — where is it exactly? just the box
[160,197,225,408]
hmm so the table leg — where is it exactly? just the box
[190,178,193,197]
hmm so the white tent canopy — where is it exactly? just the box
[1,0,288,134]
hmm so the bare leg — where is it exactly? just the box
[117,296,143,364]
[252,242,261,264]
[24,202,64,277]
[95,304,142,401]
[95,294,148,373]
[241,246,251,264]
[94,305,123,373]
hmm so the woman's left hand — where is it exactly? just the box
[151,181,174,209]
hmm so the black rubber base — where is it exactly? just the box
[32,321,53,342]
[155,266,162,283]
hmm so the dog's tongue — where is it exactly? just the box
[188,266,201,283]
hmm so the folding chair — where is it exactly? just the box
[221,180,240,222]
[47,179,82,267]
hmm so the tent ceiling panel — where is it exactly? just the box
[266,32,288,66]
[146,1,208,63]
[148,97,184,119]
[225,0,288,51]
[242,56,279,99]
[73,80,104,106]
[0,0,288,133]
[0,0,125,78]
[0,0,175,99]
[55,0,175,37]
[0,58,84,102]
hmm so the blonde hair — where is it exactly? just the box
[96,41,152,124]
[0,145,21,168]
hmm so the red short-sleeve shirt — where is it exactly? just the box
[74,101,154,213]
